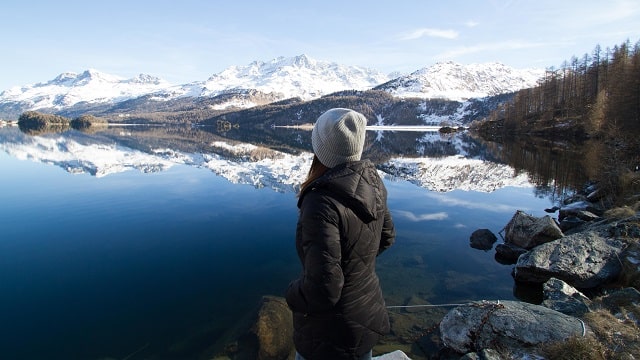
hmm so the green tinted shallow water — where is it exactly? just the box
[0,128,553,359]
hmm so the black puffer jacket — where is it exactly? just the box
[286,160,395,360]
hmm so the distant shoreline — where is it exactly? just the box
[273,124,447,132]
[366,125,443,132]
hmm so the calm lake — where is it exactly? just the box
[0,124,560,359]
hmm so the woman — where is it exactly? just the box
[286,108,396,360]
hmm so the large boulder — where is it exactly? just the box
[542,278,592,317]
[504,210,564,249]
[514,231,625,288]
[440,300,584,355]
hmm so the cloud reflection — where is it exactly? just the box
[394,210,448,222]
[424,192,517,213]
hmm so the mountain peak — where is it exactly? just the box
[201,54,390,100]
[291,54,313,67]
[128,73,164,85]
[377,61,545,101]
[1,69,169,111]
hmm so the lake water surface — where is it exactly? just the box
[0,125,556,359]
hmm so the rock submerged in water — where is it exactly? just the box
[216,296,413,360]
[469,228,497,251]
[439,300,585,355]
[215,295,294,360]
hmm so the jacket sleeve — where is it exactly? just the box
[378,207,395,255]
[288,196,344,314]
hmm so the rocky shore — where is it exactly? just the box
[212,185,640,360]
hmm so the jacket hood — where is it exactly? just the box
[298,160,384,223]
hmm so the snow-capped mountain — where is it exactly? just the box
[1,69,171,111]
[199,54,390,100]
[377,61,544,101]
[0,55,545,119]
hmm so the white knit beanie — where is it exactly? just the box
[311,108,367,168]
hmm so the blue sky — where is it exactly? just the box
[1,0,638,91]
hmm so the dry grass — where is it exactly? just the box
[541,305,640,360]
[604,206,637,220]
[583,309,640,359]
[542,335,607,360]
[618,240,640,290]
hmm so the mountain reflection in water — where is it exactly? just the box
[0,125,573,359]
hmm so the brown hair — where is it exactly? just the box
[299,155,329,196]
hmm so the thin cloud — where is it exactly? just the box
[435,40,550,59]
[465,21,480,28]
[394,210,449,222]
[399,28,459,41]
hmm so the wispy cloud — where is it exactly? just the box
[435,40,551,59]
[394,210,449,222]
[399,28,459,41]
[465,21,479,28]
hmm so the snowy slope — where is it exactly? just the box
[0,56,544,118]
[377,61,544,101]
[199,54,390,100]
[1,69,171,110]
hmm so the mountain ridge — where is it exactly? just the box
[375,61,544,100]
[0,55,544,120]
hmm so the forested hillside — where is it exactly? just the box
[473,39,640,206]
[474,39,640,139]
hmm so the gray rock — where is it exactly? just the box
[514,231,625,288]
[559,216,586,232]
[559,208,600,222]
[559,200,605,217]
[620,241,640,289]
[504,210,564,249]
[542,278,592,317]
[494,243,527,264]
[596,287,640,316]
[586,188,603,202]
[373,350,412,360]
[608,216,640,238]
[470,229,497,251]
[440,300,584,354]
[459,348,505,360]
